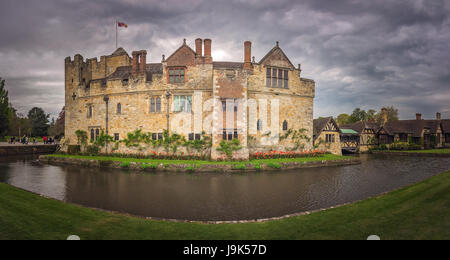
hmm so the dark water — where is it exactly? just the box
[1,154,449,221]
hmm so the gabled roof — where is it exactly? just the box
[165,41,196,64]
[111,47,129,57]
[258,43,295,69]
[313,117,340,141]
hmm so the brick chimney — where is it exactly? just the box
[132,51,139,74]
[243,41,252,70]
[416,113,422,120]
[132,50,147,75]
[139,50,147,73]
[195,38,203,57]
[437,112,441,121]
[381,107,388,125]
[204,39,212,63]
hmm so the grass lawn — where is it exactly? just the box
[1,169,449,240]
[399,149,450,154]
[44,153,350,166]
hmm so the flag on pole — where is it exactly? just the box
[118,21,128,28]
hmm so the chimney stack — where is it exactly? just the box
[132,51,139,74]
[195,38,203,57]
[381,107,388,125]
[132,50,147,75]
[139,50,147,73]
[416,113,422,120]
[204,39,212,63]
[243,41,252,70]
[437,112,441,121]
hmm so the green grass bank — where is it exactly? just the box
[40,153,360,172]
[1,169,449,240]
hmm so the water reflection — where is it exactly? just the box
[0,154,449,221]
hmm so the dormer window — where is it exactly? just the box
[168,68,185,83]
[266,67,289,89]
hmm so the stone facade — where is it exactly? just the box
[64,39,315,160]
[313,117,342,155]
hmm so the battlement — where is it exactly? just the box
[65,48,132,86]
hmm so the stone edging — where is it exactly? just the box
[0,145,57,156]
[38,155,361,173]
[371,151,450,158]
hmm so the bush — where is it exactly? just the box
[141,163,158,170]
[390,142,409,150]
[254,164,262,171]
[186,165,196,172]
[233,163,246,170]
[120,162,130,168]
[379,144,388,150]
[266,162,282,169]
[67,145,81,155]
[86,145,100,156]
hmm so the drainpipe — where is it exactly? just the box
[165,91,172,136]
[103,95,109,153]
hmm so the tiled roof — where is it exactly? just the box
[442,119,450,133]
[383,120,441,137]
[107,63,163,81]
[212,61,243,69]
[313,117,331,137]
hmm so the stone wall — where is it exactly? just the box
[0,145,57,156]
[64,40,315,159]
[314,131,342,155]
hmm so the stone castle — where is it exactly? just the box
[64,38,315,159]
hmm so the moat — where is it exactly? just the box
[1,154,450,221]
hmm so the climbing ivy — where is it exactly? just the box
[216,139,242,160]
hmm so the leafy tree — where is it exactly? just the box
[367,109,377,121]
[27,107,49,137]
[348,108,368,123]
[336,113,351,126]
[8,107,31,137]
[48,106,65,138]
[375,106,399,124]
[0,78,11,137]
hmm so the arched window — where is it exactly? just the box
[257,119,262,131]
[90,129,95,142]
[117,103,121,115]
[283,120,288,131]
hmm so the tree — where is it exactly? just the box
[367,109,377,121]
[0,78,11,137]
[27,107,49,137]
[336,113,351,126]
[348,108,368,124]
[375,106,399,124]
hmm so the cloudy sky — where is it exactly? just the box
[1,0,449,120]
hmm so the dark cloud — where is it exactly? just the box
[0,0,449,119]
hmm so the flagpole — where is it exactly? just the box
[115,20,118,49]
